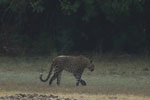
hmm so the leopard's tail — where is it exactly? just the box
[40,63,54,82]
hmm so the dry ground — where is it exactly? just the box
[0,55,150,100]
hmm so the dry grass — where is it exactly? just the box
[0,55,150,99]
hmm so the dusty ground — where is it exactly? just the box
[0,93,74,100]
[0,93,150,100]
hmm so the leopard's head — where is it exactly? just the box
[88,60,94,72]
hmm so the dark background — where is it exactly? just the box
[0,0,150,56]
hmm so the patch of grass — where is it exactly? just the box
[0,56,51,72]
[0,55,150,99]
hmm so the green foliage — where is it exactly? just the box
[0,0,45,14]
[30,0,44,13]
[60,0,81,15]
[0,0,149,55]
[0,0,10,4]
[81,0,97,21]
[97,0,144,22]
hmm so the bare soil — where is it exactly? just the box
[0,93,75,100]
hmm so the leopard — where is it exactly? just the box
[40,55,94,86]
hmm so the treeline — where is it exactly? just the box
[0,0,150,56]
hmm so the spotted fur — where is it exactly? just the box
[40,55,94,86]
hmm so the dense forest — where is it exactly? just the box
[0,0,150,56]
